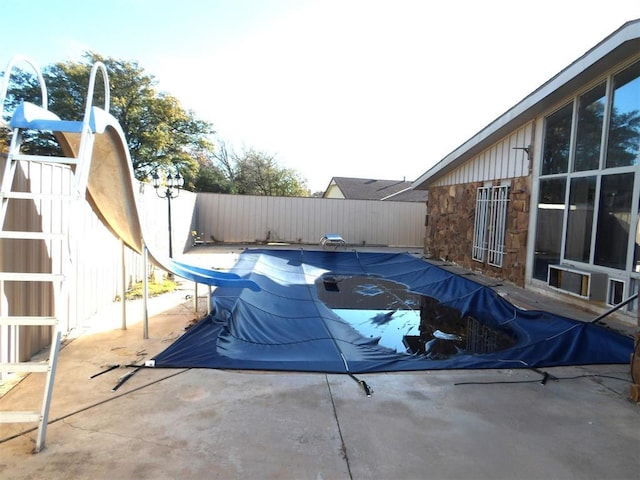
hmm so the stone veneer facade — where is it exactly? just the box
[424,176,530,287]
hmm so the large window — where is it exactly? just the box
[565,176,596,263]
[594,173,634,269]
[542,103,573,175]
[574,84,606,172]
[533,59,640,281]
[605,61,640,168]
[533,178,566,280]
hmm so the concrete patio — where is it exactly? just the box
[0,247,638,479]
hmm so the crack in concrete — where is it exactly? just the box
[325,374,353,480]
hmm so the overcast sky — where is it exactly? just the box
[1,0,639,192]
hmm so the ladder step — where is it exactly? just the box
[10,153,78,165]
[0,362,50,373]
[0,192,75,200]
[0,272,64,282]
[0,411,41,423]
[0,316,57,326]
[0,231,65,240]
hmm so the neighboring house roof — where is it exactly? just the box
[323,177,427,202]
[412,18,640,190]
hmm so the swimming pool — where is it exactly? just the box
[152,249,632,373]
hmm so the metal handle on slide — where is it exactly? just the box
[0,55,49,122]
[83,61,110,124]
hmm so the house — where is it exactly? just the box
[324,176,427,202]
[412,19,640,319]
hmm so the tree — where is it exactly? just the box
[605,108,640,167]
[212,140,236,185]
[217,147,309,196]
[1,52,215,181]
[188,150,232,193]
[2,53,311,196]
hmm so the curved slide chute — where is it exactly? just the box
[6,71,259,292]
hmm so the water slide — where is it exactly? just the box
[2,59,259,291]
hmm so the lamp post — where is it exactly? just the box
[151,168,184,258]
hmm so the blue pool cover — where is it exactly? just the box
[152,249,633,373]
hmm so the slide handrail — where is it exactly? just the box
[0,55,48,124]
[83,61,110,122]
[4,55,259,291]
[72,61,110,198]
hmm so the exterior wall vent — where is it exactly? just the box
[607,278,626,307]
[547,265,607,301]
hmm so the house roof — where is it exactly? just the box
[412,18,640,190]
[324,177,427,202]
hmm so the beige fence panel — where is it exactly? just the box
[137,182,197,257]
[194,193,426,247]
[0,157,147,362]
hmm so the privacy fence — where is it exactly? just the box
[194,193,426,247]
[0,156,194,365]
[1,156,425,364]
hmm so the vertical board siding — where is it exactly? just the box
[196,194,425,247]
[1,157,147,362]
[1,153,424,361]
[435,122,533,186]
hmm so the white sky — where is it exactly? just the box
[1,0,639,192]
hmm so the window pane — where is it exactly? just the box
[605,61,640,168]
[542,103,573,175]
[565,176,596,262]
[594,173,634,269]
[473,187,490,262]
[574,84,606,171]
[533,178,566,280]
[487,185,509,267]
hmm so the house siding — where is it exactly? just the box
[423,125,533,287]
[324,183,344,198]
[431,123,533,187]
[413,21,640,332]
[425,175,530,286]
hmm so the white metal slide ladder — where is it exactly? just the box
[0,56,108,452]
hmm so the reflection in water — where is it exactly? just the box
[333,308,421,352]
[317,274,517,358]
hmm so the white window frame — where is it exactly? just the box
[473,187,490,262]
[473,185,509,267]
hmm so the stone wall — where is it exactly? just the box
[425,176,530,287]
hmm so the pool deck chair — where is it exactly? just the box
[320,234,346,249]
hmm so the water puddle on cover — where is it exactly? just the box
[316,274,516,357]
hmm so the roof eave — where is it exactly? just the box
[412,19,640,190]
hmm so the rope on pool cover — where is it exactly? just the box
[453,372,631,386]
[348,373,373,396]
[297,248,375,397]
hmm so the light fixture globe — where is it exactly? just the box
[151,171,161,189]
